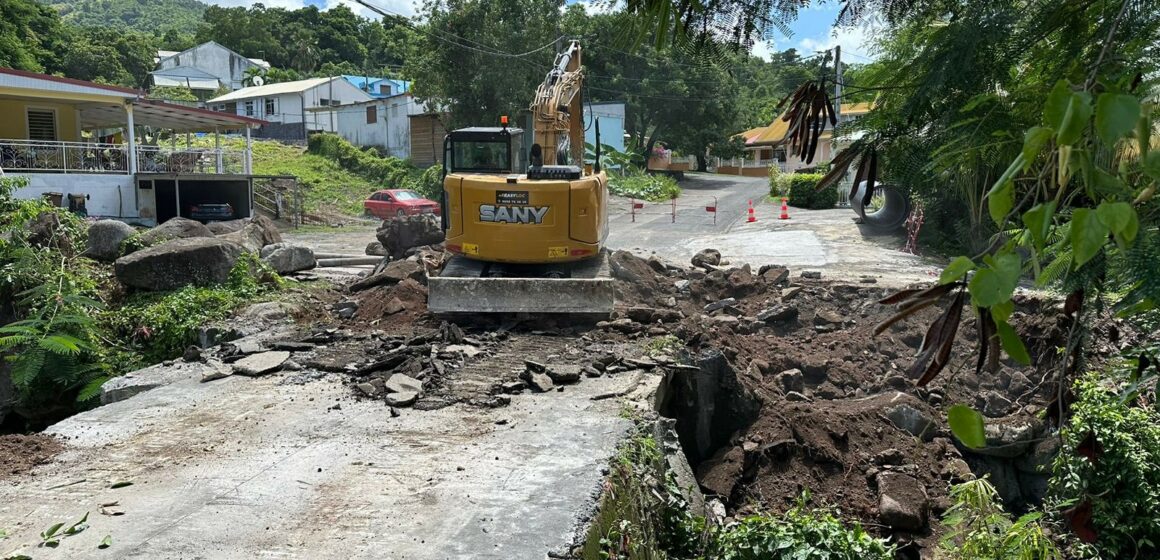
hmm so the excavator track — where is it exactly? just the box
[428,251,614,315]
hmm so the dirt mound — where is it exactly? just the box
[354,278,430,326]
[1,434,63,479]
[588,251,1142,547]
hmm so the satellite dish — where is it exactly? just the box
[252,76,265,87]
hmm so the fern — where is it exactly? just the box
[9,347,47,390]
[76,376,110,403]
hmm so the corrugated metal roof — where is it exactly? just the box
[207,77,334,103]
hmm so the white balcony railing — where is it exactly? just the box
[135,146,246,174]
[715,157,789,171]
[0,139,129,174]
[0,139,248,176]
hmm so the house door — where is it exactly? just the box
[136,178,158,225]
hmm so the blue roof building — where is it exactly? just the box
[342,76,411,98]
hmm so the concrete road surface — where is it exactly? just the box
[0,348,647,559]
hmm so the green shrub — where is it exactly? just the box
[940,477,1061,559]
[308,133,419,188]
[1048,371,1160,559]
[768,166,791,197]
[711,496,893,560]
[108,254,281,361]
[785,173,837,209]
[413,164,444,200]
[608,172,681,201]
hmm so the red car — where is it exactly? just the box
[364,189,441,219]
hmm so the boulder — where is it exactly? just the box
[759,266,789,285]
[877,472,929,531]
[519,370,555,392]
[136,217,214,250]
[691,248,721,268]
[350,258,426,291]
[775,368,805,394]
[83,219,137,261]
[385,391,419,407]
[114,237,245,291]
[218,215,282,252]
[260,243,316,274]
[546,364,582,384]
[205,218,249,235]
[233,351,290,376]
[376,214,443,259]
[365,241,387,256]
[384,373,423,394]
[757,305,798,323]
[884,403,937,441]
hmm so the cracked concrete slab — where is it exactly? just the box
[1,368,649,559]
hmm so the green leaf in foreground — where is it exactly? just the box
[940,256,976,285]
[994,319,1031,365]
[1070,208,1110,268]
[99,535,113,549]
[948,404,986,449]
[1095,93,1141,145]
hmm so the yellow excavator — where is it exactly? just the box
[428,41,615,314]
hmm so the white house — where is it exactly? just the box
[208,77,373,141]
[0,67,265,225]
[310,93,425,158]
[151,41,270,97]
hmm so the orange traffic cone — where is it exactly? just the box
[747,200,757,222]
[779,197,790,220]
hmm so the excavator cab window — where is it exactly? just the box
[443,127,524,174]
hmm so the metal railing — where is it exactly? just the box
[136,146,246,174]
[0,139,248,175]
[714,157,789,171]
[0,139,129,173]
[252,175,304,227]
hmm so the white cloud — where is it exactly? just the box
[572,0,622,15]
[750,39,776,62]
[797,24,879,61]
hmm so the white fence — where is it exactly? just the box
[0,139,247,175]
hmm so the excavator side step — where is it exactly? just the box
[428,252,615,314]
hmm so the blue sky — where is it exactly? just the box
[206,0,876,61]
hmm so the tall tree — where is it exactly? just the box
[0,0,69,72]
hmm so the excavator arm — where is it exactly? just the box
[529,41,586,167]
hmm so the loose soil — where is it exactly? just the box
[0,434,64,479]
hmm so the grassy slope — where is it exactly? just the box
[190,137,380,215]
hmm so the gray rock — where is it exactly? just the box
[813,310,845,325]
[500,381,527,393]
[350,258,425,291]
[334,301,358,319]
[260,243,316,274]
[384,373,423,394]
[385,391,418,407]
[83,219,137,261]
[205,218,249,235]
[114,237,245,290]
[1008,371,1032,395]
[444,344,482,358]
[102,361,217,403]
[233,351,290,376]
[1015,436,1060,474]
[220,214,282,252]
[967,420,1038,458]
[982,391,1013,418]
[776,368,805,394]
[785,390,812,402]
[376,214,443,259]
[877,472,929,531]
[646,255,669,273]
[365,241,387,256]
[757,305,798,323]
[704,298,737,312]
[781,286,803,300]
[758,265,789,285]
[674,279,691,292]
[943,458,974,482]
[546,364,582,384]
[135,217,214,250]
[801,270,822,279]
[884,403,937,441]
[691,248,721,268]
[356,382,379,396]
[200,360,233,383]
[520,370,555,392]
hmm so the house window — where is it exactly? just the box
[366,106,377,124]
[265,98,276,116]
[319,98,340,107]
[244,101,255,117]
[27,109,56,141]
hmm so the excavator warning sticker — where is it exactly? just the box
[548,247,568,258]
[496,191,529,205]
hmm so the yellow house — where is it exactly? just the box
[0,67,265,224]
[718,102,873,177]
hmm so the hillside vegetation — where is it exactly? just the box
[51,0,205,35]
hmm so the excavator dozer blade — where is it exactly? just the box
[428,252,615,315]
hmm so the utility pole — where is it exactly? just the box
[833,45,842,122]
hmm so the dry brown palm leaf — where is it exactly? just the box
[974,307,995,376]
[907,289,966,386]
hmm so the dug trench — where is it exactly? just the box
[327,247,1143,555]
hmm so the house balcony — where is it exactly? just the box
[0,139,248,176]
